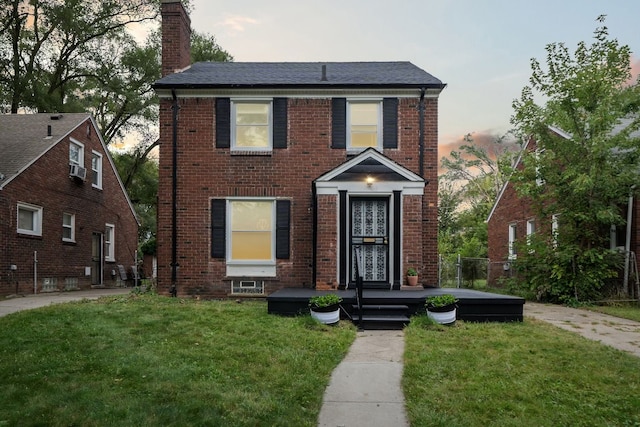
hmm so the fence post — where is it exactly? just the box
[456,254,461,288]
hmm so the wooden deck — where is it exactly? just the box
[267,287,524,324]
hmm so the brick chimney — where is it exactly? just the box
[160,0,191,77]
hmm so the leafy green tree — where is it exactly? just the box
[439,132,520,257]
[510,16,640,303]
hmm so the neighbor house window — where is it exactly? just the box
[348,101,382,150]
[552,214,560,248]
[91,151,102,189]
[17,203,43,236]
[229,200,274,261]
[526,219,535,252]
[508,223,517,260]
[231,101,272,151]
[105,223,115,261]
[62,213,75,242]
[69,140,84,167]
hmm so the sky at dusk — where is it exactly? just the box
[186,0,640,158]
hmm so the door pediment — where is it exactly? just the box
[314,148,425,195]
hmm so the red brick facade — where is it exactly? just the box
[0,115,139,295]
[156,1,443,298]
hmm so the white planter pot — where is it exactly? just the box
[310,308,340,324]
[427,307,457,325]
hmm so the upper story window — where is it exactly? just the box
[69,140,84,167]
[17,203,43,236]
[348,101,382,150]
[91,151,103,189]
[231,101,272,151]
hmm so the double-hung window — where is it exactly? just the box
[63,213,75,242]
[348,101,382,151]
[17,203,43,236]
[508,223,517,260]
[69,140,84,167]
[105,224,115,261]
[211,198,291,277]
[91,151,103,189]
[231,101,272,151]
[229,200,274,261]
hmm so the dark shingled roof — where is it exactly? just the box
[153,61,445,89]
[0,113,90,188]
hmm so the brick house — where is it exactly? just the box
[153,0,446,298]
[0,113,139,295]
[487,122,640,286]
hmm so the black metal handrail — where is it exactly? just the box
[354,245,364,329]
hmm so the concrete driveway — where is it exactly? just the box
[0,288,131,317]
[524,301,640,357]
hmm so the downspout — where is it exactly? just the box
[170,90,179,297]
[311,183,317,288]
[623,185,636,296]
[418,88,426,177]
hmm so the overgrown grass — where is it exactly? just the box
[0,294,355,427]
[404,316,640,427]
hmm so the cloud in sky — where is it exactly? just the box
[217,15,258,34]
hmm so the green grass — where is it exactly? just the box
[0,294,355,427]
[403,316,640,427]
[583,303,640,323]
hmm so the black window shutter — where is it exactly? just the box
[383,98,398,149]
[275,200,291,259]
[211,199,226,258]
[215,98,230,148]
[331,98,346,149]
[273,98,288,149]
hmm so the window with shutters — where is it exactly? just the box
[211,198,290,277]
[216,98,288,152]
[332,98,397,151]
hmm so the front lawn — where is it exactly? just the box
[403,316,640,427]
[0,294,355,427]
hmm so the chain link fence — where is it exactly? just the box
[438,254,489,289]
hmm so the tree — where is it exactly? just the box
[510,16,640,303]
[439,132,520,257]
[0,0,233,146]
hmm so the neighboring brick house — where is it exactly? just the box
[0,113,139,296]
[487,123,640,285]
[153,0,446,298]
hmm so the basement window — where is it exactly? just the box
[231,280,265,295]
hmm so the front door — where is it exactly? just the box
[91,233,102,285]
[350,197,389,288]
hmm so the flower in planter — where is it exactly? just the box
[407,267,418,276]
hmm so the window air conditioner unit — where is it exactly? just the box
[69,164,87,181]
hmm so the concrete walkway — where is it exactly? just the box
[524,301,640,357]
[0,288,131,317]
[317,330,409,427]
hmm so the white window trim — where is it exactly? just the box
[230,99,273,153]
[69,138,85,167]
[225,198,277,277]
[105,223,115,262]
[347,99,383,153]
[91,150,103,189]
[17,203,43,236]
[508,223,517,260]
[62,213,75,242]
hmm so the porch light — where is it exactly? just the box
[366,176,375,187]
